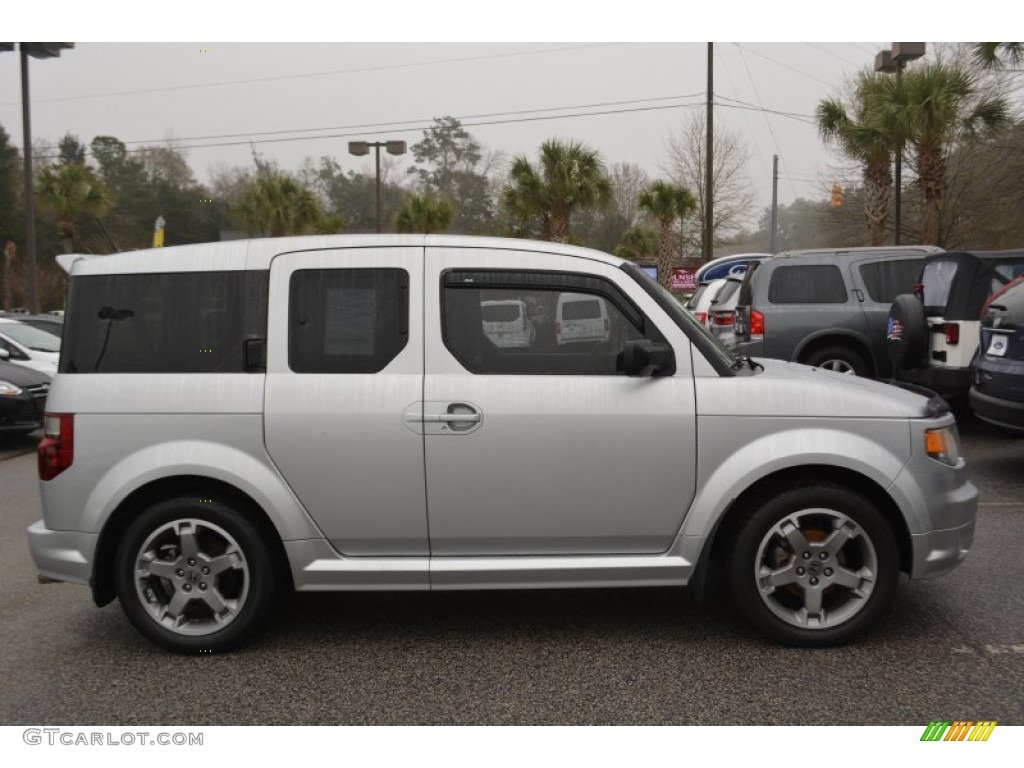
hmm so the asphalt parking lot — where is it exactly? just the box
[0,413,1021,726]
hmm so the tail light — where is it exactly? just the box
[695,312,708,325]
[38,413,74,481]
[944,323,960,345]
[711,311,735,326]
[749,310,765,340]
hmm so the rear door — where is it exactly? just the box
[422,246,697,557]
[263,246,428,557]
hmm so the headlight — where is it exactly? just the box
[925,426,961,466]
[0,380,24,397]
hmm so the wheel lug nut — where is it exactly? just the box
[824,568,833,577]
[796,567,805,576]
[809,577,819,586]
[199,582,207,590]
[802,552,811,560]
[183,584,192,592]
[188,558,196,566]
[819,552,828,560]
[201,566,210,575]
[176,569,184,577]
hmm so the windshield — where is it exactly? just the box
[620,262,738,374]
[0,321,61,353]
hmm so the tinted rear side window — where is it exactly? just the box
[61,271,267,373]
[768,264,847,304]
[858,258,925,302]
[289,268,408,374]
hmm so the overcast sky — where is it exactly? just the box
[3,7,1010,231]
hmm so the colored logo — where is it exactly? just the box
[886,316,903,342]
[920,720,996,741]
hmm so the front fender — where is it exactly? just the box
[680,418,912,542]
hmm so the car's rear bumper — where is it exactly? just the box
[896,366,972,397]
[969,386,1024,433]
[27,520,96,586]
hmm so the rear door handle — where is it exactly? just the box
[406,402,483,435]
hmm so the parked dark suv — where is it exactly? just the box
[733,246,942,376]
[969,275,1024,433]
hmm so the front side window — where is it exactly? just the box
[768,264,848,305]
[289,268,408,373]
[442,271,660,375]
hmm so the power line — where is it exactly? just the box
[0,43,628,108]
[734,44,799,199]
[716,45,771,180]
[734,44,835,88]
[805,43,861,68]
[35,92,707,151]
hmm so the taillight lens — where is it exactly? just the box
[750,310,765,339]
[38,413,74,481]
[711,311,735,326]
[695,312,708,325]
[944,323,960,345]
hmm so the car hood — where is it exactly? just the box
[697,358,937,419]
[0,361,51,388]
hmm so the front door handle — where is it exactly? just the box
[433,403,481,433]
[405,402,483,435]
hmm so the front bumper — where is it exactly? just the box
[27,520,97,586]
[910,517,976,579]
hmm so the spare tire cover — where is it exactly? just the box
[886,293,927,370]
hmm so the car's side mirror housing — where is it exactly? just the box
[623,339,675,377]
[0,347,9,361]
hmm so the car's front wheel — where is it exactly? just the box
[728,483,899,646]
[115,497,279,653]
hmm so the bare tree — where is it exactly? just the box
[608,162,650,226]
[662,112,755,259]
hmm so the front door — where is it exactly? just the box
[422,246,697,557]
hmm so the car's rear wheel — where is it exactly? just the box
[728,484,899,646]
[803,345,869,376]
[115,497,279,653]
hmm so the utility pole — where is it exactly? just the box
[704,42,714,262]
[770,155,779,253]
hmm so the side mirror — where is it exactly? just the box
[623,339,675,377]
[0,348,9,361]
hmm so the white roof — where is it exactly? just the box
[58,235,625,276]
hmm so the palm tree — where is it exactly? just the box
[35,163,114,253]
[501,139,612,243]
[816,73,900,246]
[637,181,696,290]
[972,42,1023,69]
[234,171,325,237]
[394,192,456,234]
[864,63,1011,245]
[613,226,658,262]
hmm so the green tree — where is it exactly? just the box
[816,72,901,246]
[864,63,1011,245]
[233,170,327,237]
[394,192,456,234]
[501,138,612,243]
[57,132,87,166]
[613,226,658,262]
[303,156,407,233]
[972,42,1023,69]
[409,117,495,233]
[637,180,697,290]
[35,162,113,253]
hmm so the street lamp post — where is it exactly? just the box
[875,42,925,246]
[347,140,408,233]
[1,43,73,313]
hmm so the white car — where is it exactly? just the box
[556,292,609,345]
[685,278,727,327]
[481,300,536,348]
[0,318,60,375]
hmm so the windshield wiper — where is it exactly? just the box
[731,354,762,372]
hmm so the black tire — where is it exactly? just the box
[115,496,280,653]
[727,483,899,647]
[803,345,869,377]
[887,294,927,371]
